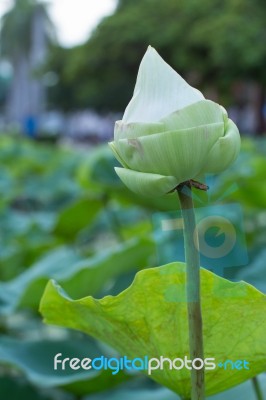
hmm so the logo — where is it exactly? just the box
[194,215,237,259]
[53,354,250,375]
[153,203,248,272]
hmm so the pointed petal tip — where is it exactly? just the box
[123,46,204,124]
[146,45,156,53]
[141,45,160,67]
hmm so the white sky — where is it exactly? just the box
[0,0,117,47]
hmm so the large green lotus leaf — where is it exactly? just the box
[236,249,266,294]
[81,374,266,400]
[0,238,154,314]
[40,263,266,399]
[0,336,130,394]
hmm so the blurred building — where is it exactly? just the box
[5,5,47,137]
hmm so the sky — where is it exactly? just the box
[0,0,117,47]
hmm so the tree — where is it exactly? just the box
[46,0,266,132]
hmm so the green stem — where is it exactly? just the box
[177,185,205,400]
[252,376,264,400]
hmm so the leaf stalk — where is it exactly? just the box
[252,376,264,400]
[177,183,205,400]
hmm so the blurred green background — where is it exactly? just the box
[0,0,265,399]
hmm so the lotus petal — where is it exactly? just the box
[114,168,178,197]
[116,123,224,181]
[199,119,241,174]
[161,99,224,131]
[123,46,204,124]
[109,141,130,168]
[114,120,164,142]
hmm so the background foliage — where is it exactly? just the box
[46,0,266,121]
[0,134,265,399]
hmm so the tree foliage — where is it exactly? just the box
[46,0,266,112]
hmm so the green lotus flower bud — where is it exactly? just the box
[109,46,240,197]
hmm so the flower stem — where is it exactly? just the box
[177,184,205,400]
[252,376,264,400]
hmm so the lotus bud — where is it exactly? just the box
[109,46,240,197]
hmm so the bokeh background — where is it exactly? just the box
[0,1,265,399]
